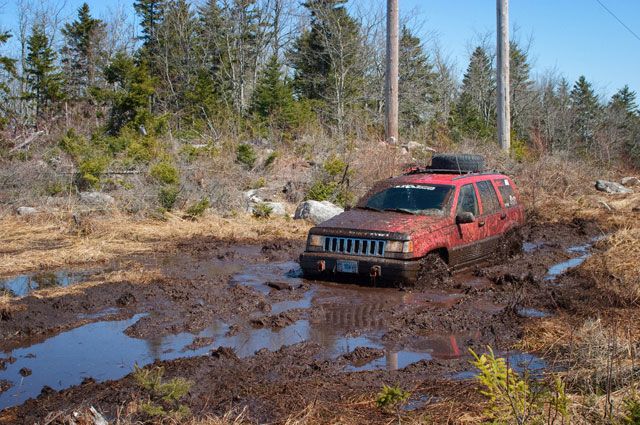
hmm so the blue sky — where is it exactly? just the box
[2,0,639,99]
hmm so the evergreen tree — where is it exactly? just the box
[0,31,17,124]
[610,85,639,116]
[102,52,155,134]
[289,0,363,130]
[24,24,64,125]
[155,0,198,114]
[398,25,435,130]
[455,46,495,139]
[61,3,107,100]
[570,75,600,148]
[134,0,166,55]
[509,42,534,138]
[251,55,296,129]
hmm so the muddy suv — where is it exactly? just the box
[300,154,525,285]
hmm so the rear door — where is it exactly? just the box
[493,177,524,230]
[450,183,485,266]
[476,179,506,254]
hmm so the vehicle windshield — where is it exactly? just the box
[361,184,454,215]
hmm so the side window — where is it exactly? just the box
[494,178,518,208]
[457,184,479,216]
[477,180,502,215]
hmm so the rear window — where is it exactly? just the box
[495,178,518,208]
[363,184,454,215]
[477,180,501,214]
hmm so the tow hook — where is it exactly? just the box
[317,260,326,272]
[370,265,381,277]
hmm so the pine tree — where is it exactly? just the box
[102,52,155,134]
[455,46,495,139]
[0,32,17,130]
[398,26,436,130]
[155,0,198,114]
[509,42,533,138]
[570,75,600,148]
[251,55,296,129]
[289,0,363,130]
[610,85,639,116]
[24,24,64,125]
[134,0,166,56]
[61,3,107,100]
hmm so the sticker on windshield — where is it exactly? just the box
[504,179,510,186]
[396,185,436,190]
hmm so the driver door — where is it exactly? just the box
[451,183,485,267]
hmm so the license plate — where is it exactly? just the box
[337,260,358,274]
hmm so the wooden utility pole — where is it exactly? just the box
[496,0,511,151]
[385,0,399,145]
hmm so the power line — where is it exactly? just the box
[594,0,640,43]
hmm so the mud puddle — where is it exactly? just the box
[0,271,94,297]
[544,238,600,281]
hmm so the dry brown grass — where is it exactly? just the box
[0,212,311,277]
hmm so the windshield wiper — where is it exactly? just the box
[383,208,417,215]
[357,205,382,212]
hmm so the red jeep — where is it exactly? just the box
[300,154,525,285]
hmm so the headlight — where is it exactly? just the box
[308,234,324,247]
[385,240,413,253]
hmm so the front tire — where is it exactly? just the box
[415,252,451,288]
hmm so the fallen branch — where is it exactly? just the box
[9,131,44,153]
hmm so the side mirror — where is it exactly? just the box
[456,211,475,224]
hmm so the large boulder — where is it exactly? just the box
[16,206,38,216]
[595,180,633,194]
[79,192,115,206]
[294,200,344,224]
[621,176,640,187]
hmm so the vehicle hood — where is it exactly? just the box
[314,209,449,238]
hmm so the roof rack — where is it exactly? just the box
[402,167,502,178]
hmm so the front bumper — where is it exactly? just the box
[299,251,420,285]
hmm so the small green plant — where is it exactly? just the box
[236,143,257,168]
[305,156,354,207]
[78,156,110,189]
[252,202,273,219]
[150,161,180,185]
[376,384,410,424]
[185,197,210,219]
[158,186,179,210]
[471,347,570,424]
[133,365,192,420]
[622,396,640,424]
[264,151,279,167]
[251,177,266,189]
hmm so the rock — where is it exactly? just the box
[16,206,38,216]
[621,176,640,187]
[595,180,633,194]
[79,192,115,206]
[243,189,264,204]
[19,367,32,377]
[266,281,292,291]
[294,200,344,224]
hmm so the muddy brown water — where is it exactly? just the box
[0,228,601,413]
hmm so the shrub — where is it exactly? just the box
[78,156,110,189]
[264,151,279,167]
[158,186,179,210]
[185,197,210,219]
[236,144,257,168]
[133,365,192,421]
[622,396,640,424]
[305,156,354,207]
[150,161,180,185]
[252,202,273,219]
[471,347,569,424]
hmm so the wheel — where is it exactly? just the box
[501,228,523,259]
[430,154,485,173]
[415,252,451,288]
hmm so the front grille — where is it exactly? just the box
[323,236,386,256]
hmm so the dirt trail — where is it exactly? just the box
[0,219,606,423]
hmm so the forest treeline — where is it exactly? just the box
[0,0,638,210]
